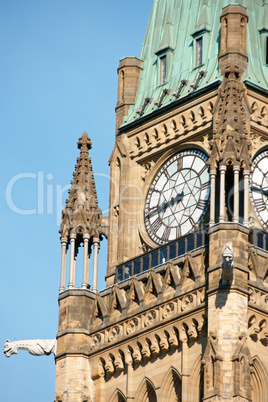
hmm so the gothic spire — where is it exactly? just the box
[59,132,102,241]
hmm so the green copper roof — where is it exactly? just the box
[122,0,268,127]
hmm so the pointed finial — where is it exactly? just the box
[196,0,210,32]
[78,131,92,152]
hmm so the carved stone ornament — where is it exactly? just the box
[3,339,57,357]
[108,326,121,342]
[249,287,268,311]
[90,334,102,349]
[181,294,195,311]
[126,318,139,335]
[222,244,234,285]
[141,161,155,181]
[144,310,157,327]
[162,302,175,319]
[250,133,265,153]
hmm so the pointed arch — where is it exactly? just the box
[135,136,141,148]
[152,128,159,140]
[188,354,204,402]
[251,101,259,116]
[198,106,205,119]
[207,101,214,115]
[135,377,157,402]
[261,106,268,120]
[179,115,186,128]
[161,123,168,136]
[110,388,127,402]
[189,110,195,123]
[170,119,177,132]
[118,70,125,103]
[144,132,150,144]
[251,355,268,402]
[160,366,182,401]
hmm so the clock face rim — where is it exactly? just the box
[144,148,210,246]
[250,149,268,231]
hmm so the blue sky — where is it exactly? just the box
[0,1,152,400]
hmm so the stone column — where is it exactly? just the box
[233,165,240,223]
[207,224,250,400]
[243,170,250,226]
[126,351,135,401]
[59,238,68,293]
[219,165,227,223]
[68,234,76,289]
[92,237,100,293]
[82,234,90,289]
[209,169,216,226]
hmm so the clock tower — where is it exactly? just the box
[55,1,268,401]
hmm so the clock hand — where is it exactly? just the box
[146,191,184,218]
[251,186,268,197]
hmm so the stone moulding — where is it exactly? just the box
[127,97,216,160]
[249,286,268,312]
[87,287,205,355]
[248,311,268,345]
[89,310,207,380]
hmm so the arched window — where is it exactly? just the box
[136,378,157,402]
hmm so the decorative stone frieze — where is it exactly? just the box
[250,101,268,128]
[248,313,268,345]
[88,289,205,353]
[90,311,206,379]
[249,287,268,311]
[127,99,215,160]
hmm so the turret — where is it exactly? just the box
[59,132,103,292]
[219,5,248,75]
[209,5,251,227]
[115,57,142,133]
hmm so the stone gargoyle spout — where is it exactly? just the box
[3,338,57,357]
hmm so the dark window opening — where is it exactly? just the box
[266,36,268,65]
[142,255,150,272]
[169,243,177,259]
[160,55,167,84]
[257,232,264,249]
[178,238,186,256]
[196,37,203,66]
[187,235,195,252]
[160,247,167,264]
[151,251,159,267]
[133,259,141,275]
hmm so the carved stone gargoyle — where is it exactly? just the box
[222,244,234,285]
[3,339,57,357]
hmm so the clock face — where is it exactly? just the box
[144,149,210,245]
[250,150,268,230]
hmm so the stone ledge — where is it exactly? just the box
[208,263,250,274]
[208,222,250,235]
[57,329,91,338]
[55,351,89,360]
[248,302,268,315]
[58,289,96,301]
[207,286,250,297]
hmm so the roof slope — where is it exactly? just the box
[122,0,268,126]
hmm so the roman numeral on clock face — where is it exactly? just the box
[201,181,210,191]
[197,199,208,210]
[254,199,266,213]
[162,227,171,242]
[177,158,183,170]
[151,218,162,233]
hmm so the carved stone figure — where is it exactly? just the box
[3,339,57,357]
[222,244,234,285]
